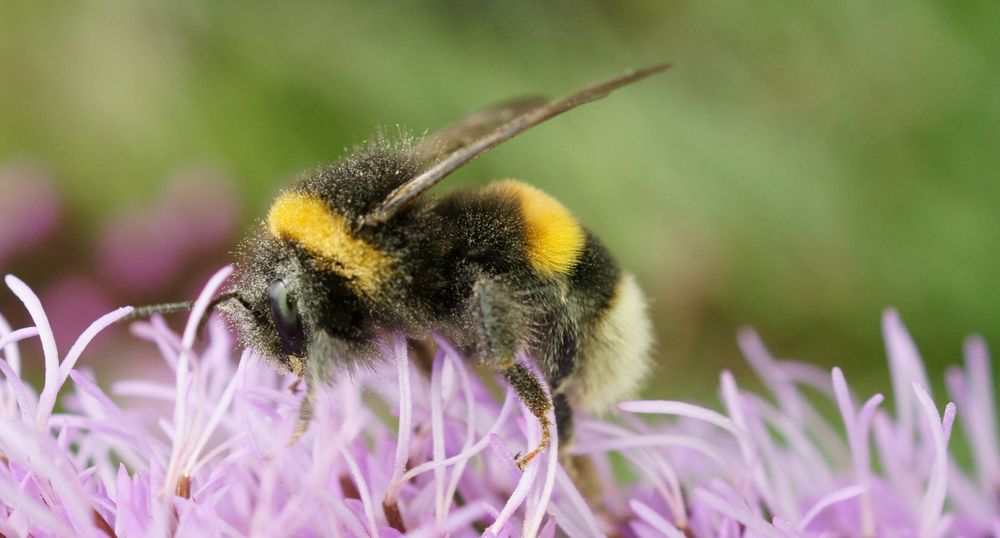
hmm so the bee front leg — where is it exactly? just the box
[471,278,553,470]
[291,371,315,442]
[287,353,322,444]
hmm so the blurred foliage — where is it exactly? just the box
[1,0,999,400]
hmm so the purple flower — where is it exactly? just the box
[0,266,997,536]
[95,168,238,293]
[0,165,62,267]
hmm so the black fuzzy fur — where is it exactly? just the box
[226,137,622,442]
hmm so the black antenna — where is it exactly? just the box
[122,292,246,334]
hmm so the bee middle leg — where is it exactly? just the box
[471,277,554,470]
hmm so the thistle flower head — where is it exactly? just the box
[0,266,997,536]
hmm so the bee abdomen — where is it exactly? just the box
[570,272,654,413]
[487,180,586,277]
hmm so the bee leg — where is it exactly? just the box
[290,371,315,442]
[553,394,593,493]
[553,393,574,445]
[471,278,553,470]
[503,363,554,470]
[407,337,437,376]
[552,395,607,518]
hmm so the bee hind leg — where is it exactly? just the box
[553,393,574,445]
[552,393,610,520]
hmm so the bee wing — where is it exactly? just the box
[413,96,550,168]
[361,63,671,227]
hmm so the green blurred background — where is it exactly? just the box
[1,1,998,400]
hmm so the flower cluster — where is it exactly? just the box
[0,266,997,537]
[0,163,237,350]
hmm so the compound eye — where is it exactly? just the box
[268,278,305,356]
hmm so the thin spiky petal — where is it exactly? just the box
[0,271,997,536]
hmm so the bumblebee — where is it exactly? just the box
[139,65,665,468]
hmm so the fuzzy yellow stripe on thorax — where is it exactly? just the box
[491,180,585,276]
[267,192,393,295]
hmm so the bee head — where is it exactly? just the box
[224,232,384,377]
[223,143,429,377]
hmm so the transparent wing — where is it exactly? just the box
[361,63,671,227]
[413,96,549,168]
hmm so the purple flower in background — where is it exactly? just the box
[0,266,998,536]
[1,162,239,357]
[96,168,238,293]
[0,164,62,267]
[39,276,115,351]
